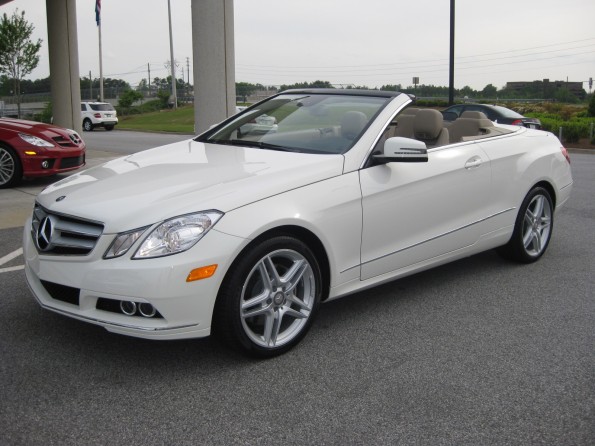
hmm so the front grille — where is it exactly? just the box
[41,280,80,306]
[60,155,85,169]
[31,204,104,256]
[52,135,77,147]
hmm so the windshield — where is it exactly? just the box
[90,103,115,111]
[199,93,392,154]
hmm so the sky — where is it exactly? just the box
[3,0,595,92]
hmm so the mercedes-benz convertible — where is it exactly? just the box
[23,89,573,357]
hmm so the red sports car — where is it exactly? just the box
[0,117,86,188]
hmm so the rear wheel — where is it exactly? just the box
[105,125,114,131]
[214,235,322,357]
[498,186,553,263]
[0,144,22,188]
[82,119,93,132]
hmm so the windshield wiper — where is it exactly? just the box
[221,139,301,152]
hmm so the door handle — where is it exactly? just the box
[464,157,482,169]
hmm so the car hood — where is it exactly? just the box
[36,139,345,233]
[0,117,79,141]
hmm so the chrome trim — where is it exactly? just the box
[362,208,515,266]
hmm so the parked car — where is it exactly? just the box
[81,102,118,131]
[24,89,572,357]
[442,103,542,129]
[0,117,85,188]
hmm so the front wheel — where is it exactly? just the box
[214,235,322,357]
[498,186,554,263]
[0,144,22,188]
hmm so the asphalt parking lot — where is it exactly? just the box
[0,142,593,445]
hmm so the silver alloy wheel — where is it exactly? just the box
[240,249,316,348]
[0,146,16,186]
[521,193,552,257]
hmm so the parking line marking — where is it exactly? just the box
[0,265,24,274]
[0,248,23,266]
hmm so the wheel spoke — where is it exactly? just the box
[262,255,282,288]
[262,310,281,347]
[256,258,276,290]
[280,259,308,294]
[533,195,545,219]
[283,306,309,320]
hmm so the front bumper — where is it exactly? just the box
[21,149,86,178]
[23,220,243,340]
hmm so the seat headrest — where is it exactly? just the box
[413,109,444,139]
[341,111,368,140]
[460,111,488,119]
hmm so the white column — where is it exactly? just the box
[46,0,82,133]
[191,0,235,134]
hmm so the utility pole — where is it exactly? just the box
[167,0,177,109]
[186,57,190,86]
[147,63,151,97]
[89,70,92,101]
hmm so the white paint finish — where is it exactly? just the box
[23,91,574,341]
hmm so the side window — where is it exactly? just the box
[448,105,464,118]
[465,105,492,120]
[81,104,86,111]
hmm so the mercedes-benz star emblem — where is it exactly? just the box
[36,216,55,251]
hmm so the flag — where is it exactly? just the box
[95,0,101,26]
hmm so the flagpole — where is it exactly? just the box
[96,0,104,102]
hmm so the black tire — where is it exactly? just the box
[498,186,554,263]
[0,144,22,188]
[82,119,93,132]
[213,235,322,358]
[105,125,114,131]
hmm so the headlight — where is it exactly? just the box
[104,227,149,259]
[133,211,223,259]
[18,133,55,147]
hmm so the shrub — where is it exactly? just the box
[588,94,595,117]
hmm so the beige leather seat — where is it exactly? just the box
[413,109,449,147]
[448,111,494,143]
[341,111,368,140]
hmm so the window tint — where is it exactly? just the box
[81,104,87,111]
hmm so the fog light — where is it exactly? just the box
[41,160,50,169]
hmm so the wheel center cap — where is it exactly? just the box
[273,292,285,306]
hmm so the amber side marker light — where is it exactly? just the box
[186,264,218,282]
[25,151,37,155]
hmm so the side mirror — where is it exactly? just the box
[373,137,428,163]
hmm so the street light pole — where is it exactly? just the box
[167,0,178,109]
[448,0,455,105]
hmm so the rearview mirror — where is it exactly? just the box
[373,137,428,163]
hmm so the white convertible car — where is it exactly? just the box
[23,90,573,357]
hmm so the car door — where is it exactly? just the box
[359,143,492,280]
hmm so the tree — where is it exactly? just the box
[481,84,498,98]
[118,89,143,113]
[0,9,42,118]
